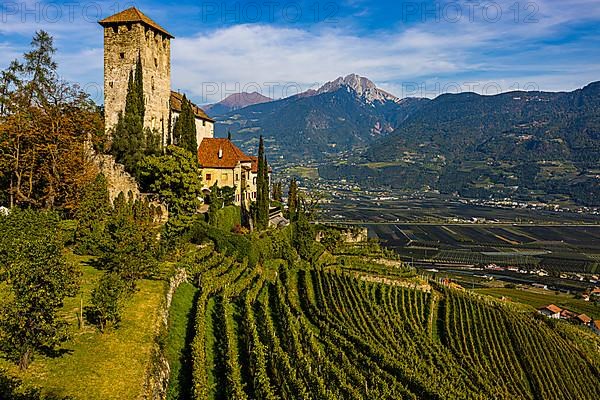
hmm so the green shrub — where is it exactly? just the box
[215,206,241,232]
[88,272,128,332]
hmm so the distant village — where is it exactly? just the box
[538,300,600,336]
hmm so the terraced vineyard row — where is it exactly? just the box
[181,247,600,400]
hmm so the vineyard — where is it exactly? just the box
[175,244,600,400]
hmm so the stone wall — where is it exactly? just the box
[143,268,188,400]
[103,23,171,133]
[91,152,140,202]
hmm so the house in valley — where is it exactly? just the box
[538,304,562,319]
[592,320,600,335]
[576,314,592,326]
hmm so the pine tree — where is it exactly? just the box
[90,272,127,332]
[98,194,158,291]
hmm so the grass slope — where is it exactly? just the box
[165,282,198,400]
[0,253,165,400]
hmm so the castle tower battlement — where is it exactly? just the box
[99,7,173,133]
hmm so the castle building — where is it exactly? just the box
[99,7,214,145]
[99,7,267,207]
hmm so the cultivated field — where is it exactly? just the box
[368,223,600,274]
[176,244,600,400]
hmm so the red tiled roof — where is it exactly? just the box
[170,91,214,122]
[577,314,592,324]
[99,7,174,38]
[560,309,577,318]
[542,304,562,314]
[594,320,600,330]
[198,138,252,169]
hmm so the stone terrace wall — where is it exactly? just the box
[92,153,140,202]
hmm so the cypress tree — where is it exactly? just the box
[256,135,269,229]
[167,108,172,147]
[288,178,298,221]
[111,56,146,177]
[134,53,144,120]
[173,95,197,153]
[263,155,270,208]
[272,180,283,202]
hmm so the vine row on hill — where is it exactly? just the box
[180,246,600,400]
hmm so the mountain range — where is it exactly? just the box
[214,74,428,158]
[204,92,273,116]
[209,75,600,206]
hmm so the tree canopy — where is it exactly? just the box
[138,145,203,217]
[0,208,80,370]
[0,31,104,211]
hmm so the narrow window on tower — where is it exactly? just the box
[154,58,158,68]
[119,52,125,59]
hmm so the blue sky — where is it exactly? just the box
[1,0,599,104]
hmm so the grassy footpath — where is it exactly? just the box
[474,287,600,319]
[0,253,165,400]
[165,282,198,400]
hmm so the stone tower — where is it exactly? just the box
[99,7,173,133]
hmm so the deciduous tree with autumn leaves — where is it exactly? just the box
[0,31,105,213]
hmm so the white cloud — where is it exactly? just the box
[1,0,598,104]
[171,24,481,103]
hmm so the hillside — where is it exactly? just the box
[178,240,600,400]
[0,254,165,400]
[321,82,600,205]
[214,75,429,160]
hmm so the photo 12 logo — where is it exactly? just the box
[199,1,339,24]
[401,81,540,97]
[401,1,540,23]
[198,81,319,103]
[1,2,155,24]
[0,1,340,24]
